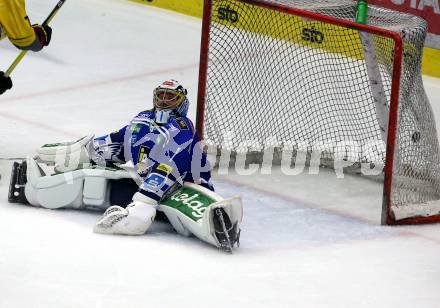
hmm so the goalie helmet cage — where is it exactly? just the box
[196,0,440,225]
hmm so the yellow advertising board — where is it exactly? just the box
[129,0,203,18]
[130,0,440,78]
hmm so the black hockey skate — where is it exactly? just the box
[213,208,241,253]
[8,161,29,204]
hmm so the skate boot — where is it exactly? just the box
[213,207,241,253]
[8,161,29,204]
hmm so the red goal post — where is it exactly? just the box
[196,0,440,225]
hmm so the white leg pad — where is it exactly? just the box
[24,157,131,210]
[158,183,243,247]
[83,177,110,207]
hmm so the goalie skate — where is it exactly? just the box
[213,208,240,253]
[8,161,29,204]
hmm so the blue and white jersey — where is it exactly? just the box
[94,110,213,201]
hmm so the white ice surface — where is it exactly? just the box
[0,0,440,307]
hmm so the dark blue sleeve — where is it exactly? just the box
[93,126,128,164]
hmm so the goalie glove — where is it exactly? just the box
[36,135,97,171]
[93,192,157,235]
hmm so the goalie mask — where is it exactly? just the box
[153,80,189,124]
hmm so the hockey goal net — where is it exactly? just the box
[196,0,440,225]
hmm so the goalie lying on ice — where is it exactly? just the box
[8,80,242,252]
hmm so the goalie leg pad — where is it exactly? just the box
[21,157,131,210]
[158,183,243,251]
[24,156,85,209]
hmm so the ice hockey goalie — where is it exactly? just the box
[8,80,243,252]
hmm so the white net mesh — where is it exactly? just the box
[199,0,440,223]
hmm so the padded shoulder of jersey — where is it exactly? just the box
[171,116,195,133]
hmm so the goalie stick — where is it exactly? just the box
[4,0,67,77]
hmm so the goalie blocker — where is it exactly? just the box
[8,150,243,253]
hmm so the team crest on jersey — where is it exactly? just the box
[177,119,189,130]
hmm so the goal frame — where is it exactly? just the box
[195,0,439,225]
